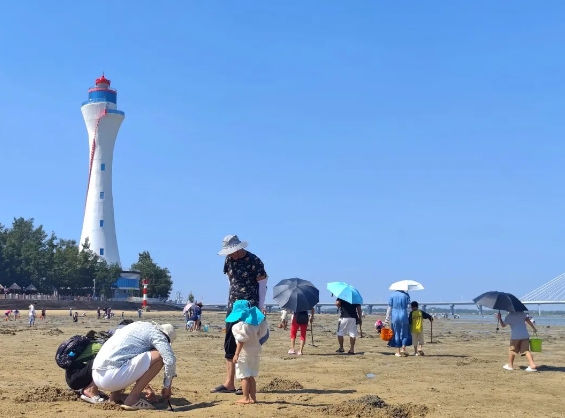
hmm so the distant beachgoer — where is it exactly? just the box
[73,312,79,323]
[335,298,362,354]
[28,304,36,327]
[121,312,124,319]
[385,290,411,357]
[227,300,268,404]
[4,310,11,321]
[497,312,538,372]
[374,319,384,334]
[92,321,177,410]
[194,302,203,331]
[41,308,46,320]
[210,235,267,396]
[288,309,314,355]
[97,307,101,319]
[69,307,73,317]
[14,309,20,320]
[279,309,290,330]
[409,301,433,356]
[138,308,142,319]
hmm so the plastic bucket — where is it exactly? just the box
[530,337,542,353]
[381,328,394,342]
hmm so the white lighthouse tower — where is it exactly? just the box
[79,74,124,266]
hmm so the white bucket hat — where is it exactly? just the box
[158,323,177,344]
[218,235,248,256]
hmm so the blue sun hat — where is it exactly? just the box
[225,300,265,326]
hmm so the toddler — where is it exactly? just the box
[226,300,268,404]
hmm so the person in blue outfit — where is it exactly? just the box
[385,290,411,357]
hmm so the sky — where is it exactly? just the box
[1,1,564,306]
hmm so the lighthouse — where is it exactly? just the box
[79,74,124,266]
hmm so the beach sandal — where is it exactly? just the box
[417,350,425,356]
[335,348,345,353]
[210,385,236,393]
[80,394,105,404]
[235,388,243,395]
[395,353,402,357]
[347,350,355,355]
[503,364,514,371]
[400,350,409,357]
[120,398,155,411]
[288,349,296,355]
[525,367,537,372]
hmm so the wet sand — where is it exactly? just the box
[1,309,564,418]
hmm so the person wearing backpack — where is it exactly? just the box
[92,321,177,410]
[288,309,315,355]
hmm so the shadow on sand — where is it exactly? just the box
[531,365,565,373]
[262,388,356,395]
[154,398,219,412]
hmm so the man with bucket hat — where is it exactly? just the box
[211,235,268,395]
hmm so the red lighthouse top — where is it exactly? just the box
[95,74,111,86]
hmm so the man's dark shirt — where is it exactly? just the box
[223,251,266,311]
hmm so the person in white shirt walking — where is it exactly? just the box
[497,311,538,372]
[28,304,36,327]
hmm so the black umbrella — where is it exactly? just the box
[273,278,319,313]
[473,291,528,313]
[473,291,528,332]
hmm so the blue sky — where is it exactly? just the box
[1,1,564,305]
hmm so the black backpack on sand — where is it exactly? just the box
[55,335,91,369]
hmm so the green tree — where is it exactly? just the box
[131,251,173,299]
[187,291,195,303]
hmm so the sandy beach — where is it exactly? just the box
[1,309,563,418]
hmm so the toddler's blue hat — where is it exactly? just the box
[225,300,265,326]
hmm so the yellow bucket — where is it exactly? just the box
[530,337,542,353]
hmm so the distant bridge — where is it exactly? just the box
[198,272,565,317]
[202,300,565,316]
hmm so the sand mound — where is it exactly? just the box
[260,378,304,392]
[43,328,64,336]
[322,395,429,417]
[0,329,15,335]
[456,357,493,366]
[93,402,122,410]
[14,386,78,403]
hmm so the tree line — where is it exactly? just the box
[0,218,173,299]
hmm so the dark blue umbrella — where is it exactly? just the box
[273,278,319,312]
[473,291,528,313]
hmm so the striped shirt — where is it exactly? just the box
[92,322,177,387]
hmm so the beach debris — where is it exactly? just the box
[260,378,303,392]
[43,328,64,336]
[366,373,376,378]
[322,395,429,417]
[14,385,77,403]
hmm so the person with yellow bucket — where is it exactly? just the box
[497,311,538,372]
[473,290,538,372]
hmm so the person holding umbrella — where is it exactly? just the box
[327,282,363,355]
[385,286,412,357]
[473,291,538,372]
[272,278,319,355]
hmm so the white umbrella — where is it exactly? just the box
[389,280,424,292]
[183,303,195,314]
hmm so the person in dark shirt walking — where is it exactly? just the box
[335,298,362,354]
[210,235,268,395]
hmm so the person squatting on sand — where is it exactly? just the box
[227,300,269,404]
[335,298,362,354]
[210,235,268,395]
[91,321,177,410]
[497,311,538,372]
[409,301,433,356]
